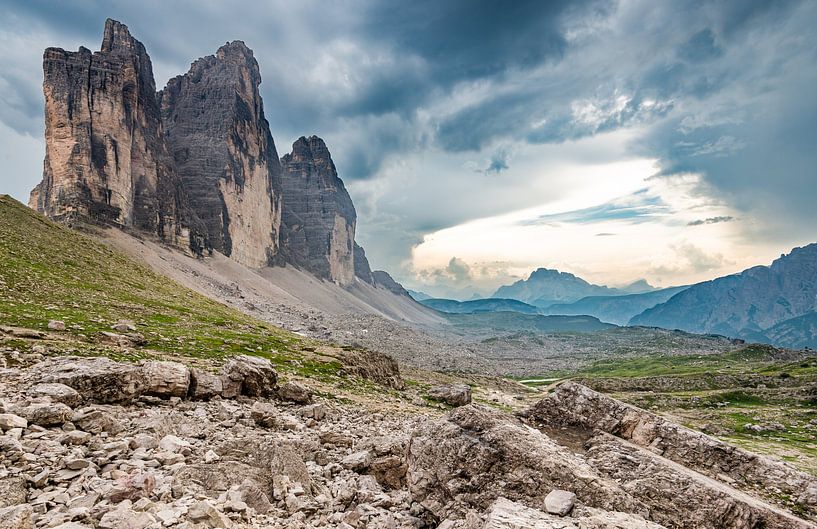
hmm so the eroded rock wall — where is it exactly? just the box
[29,19,196,251]
[280,136,357,285]
[159,41,282,268]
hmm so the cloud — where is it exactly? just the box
[649,242,731,278]
[687,216,734,226]
[466,148,511,175]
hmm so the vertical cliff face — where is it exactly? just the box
[280,136,358,285]
[28,19,406,292]
[29,19,195,250]
[159,42,282,268]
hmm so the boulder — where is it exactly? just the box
[141,361,190,398]
[13,402,72,427]
[335,348,404,389]
[483,498,665,529]
[188,500,233,528]
[237,478,273,514]
[0,477,28,508]
[525,381,817,518]
[427,384,472,406]
[250,401,278,428]
[26,383,81,407]
[0,414,27,431]
[221,355,278,397]
[107,471,156,503]
[0,504,33,529]
[276,381,313,404]
[72,407,124,435]
[40,357,145,403]
[406,404,646,521]
[189,368,223,400]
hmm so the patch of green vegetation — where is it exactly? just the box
[553,344,817,380]
[706,390,767,407]
[0,195,304,363]
[474,397,514,413]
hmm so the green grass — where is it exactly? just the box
[0,195,309,367]
[558,344,816,379]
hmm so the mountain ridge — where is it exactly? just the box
[492,267,651,306]
[631,243,817,348]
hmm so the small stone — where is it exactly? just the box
[30,469,49,487]
[204,449,220,463]
[277,381,313,404]
[48,320,66,331]
[0,413,27,431]
[250,401,277,428]
[158,434,190,453]
[27,383,82,407]
[14,402,72,427]
[112,320,136,332]
[63,430,92,445]
[427,385,472,406]
[299,403,326,421]
[544,489,576,516]
[65,458,90,470]
[188,500,233,528]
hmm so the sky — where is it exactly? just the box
[1,0,815,299]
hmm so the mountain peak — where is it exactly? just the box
[101,19,137,53]
[493,267,612,306]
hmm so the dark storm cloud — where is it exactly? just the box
[362,0,596,84]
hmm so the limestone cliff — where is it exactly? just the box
[280,136,357,285]
[29,19,409,293]
[29,19,201,252]
[159,41,282,268]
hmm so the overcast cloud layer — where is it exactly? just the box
[1,0,815,298]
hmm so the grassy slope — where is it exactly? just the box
[570,343,817,379]
[0,195,321,369]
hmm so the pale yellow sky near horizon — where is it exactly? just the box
[405,153,802,296]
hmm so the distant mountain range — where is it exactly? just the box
[631,243,817,348]
[542,286,689,325]
[419,243,817,349]
[491,268,657,307]
[419,297,541,315]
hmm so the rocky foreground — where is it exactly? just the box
[1,350,816,529]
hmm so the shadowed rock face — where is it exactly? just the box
[280,136,357,285]
[29,19,199,252]
[354,242,375,284]
[160,41,282,268]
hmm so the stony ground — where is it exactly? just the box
[1,342,816,529]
